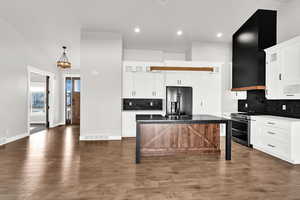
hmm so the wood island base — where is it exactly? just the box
[140,123,221,157]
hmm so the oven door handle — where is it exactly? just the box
[232,128,248,134]
[231,118,249,124]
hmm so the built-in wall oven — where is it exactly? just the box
[230,113,251,147]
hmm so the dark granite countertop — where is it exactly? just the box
[136,114,230,124]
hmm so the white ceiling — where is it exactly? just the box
[0,0,292,68]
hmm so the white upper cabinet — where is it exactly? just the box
[265,48,281,99]
[265,36,300,99]
[281,43,300,97]
[122,62,164,98]
[122,65,136,98]
[165,72,192,86]
[152,72,164,98]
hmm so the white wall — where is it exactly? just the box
[278,1,300,43]
[163,52,186,61]
[0,18,62,143]
[191,42,231,62]
[80,31,122,140]
[123,49,185,62]
[191,42,237,114]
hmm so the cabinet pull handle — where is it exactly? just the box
[267,122,275,125]
[268,144,276,148]
[279,73,282,80]
[268,131,276,135]
[286,94,295,96]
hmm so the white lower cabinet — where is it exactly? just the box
[122,111,163,137]
[251,115,300,164]
[232,91,247,100]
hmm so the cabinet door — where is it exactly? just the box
[180,73,192,86]
[202,75,221,115]
[133,72,153,98]
[123,69,135,98]
[281,43,300,98]
[193,73,221,115]
[165,72,181,86]
[165,72,192,86]
[250,119,258,146]
[251,118,263,147]
[265,49,281,99]
[152,72,164,98]
[121,112,136,137]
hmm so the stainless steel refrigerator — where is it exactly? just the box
[166,86,192,116]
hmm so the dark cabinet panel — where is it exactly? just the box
[232,9,276,90]
[122,99,163,111]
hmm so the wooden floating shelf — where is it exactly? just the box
[231,85,266,91]
[150,66,214,72]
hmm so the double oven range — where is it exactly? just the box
[230,112,262,147]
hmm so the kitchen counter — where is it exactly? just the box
[135,114,232,163]
[136,114,229,123]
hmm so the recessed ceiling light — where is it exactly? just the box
[157,0,169,5]
[217,32,223,38]
[177,30,183,36]
[134,27,141,33]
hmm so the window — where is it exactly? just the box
[31,86,45,114]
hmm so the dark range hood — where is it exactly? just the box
[232,9,277,91]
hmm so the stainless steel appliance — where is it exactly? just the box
[230,113,254,147]
[166,86,192,116]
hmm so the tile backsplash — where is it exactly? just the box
[238,90,300,118]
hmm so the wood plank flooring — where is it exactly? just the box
[0,125,300,200]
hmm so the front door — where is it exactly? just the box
[65,77,80,125]
[72,78,80,124]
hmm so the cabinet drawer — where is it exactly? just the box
[262,135,290,159]
[263,119,290,131]
[262,126,290,144]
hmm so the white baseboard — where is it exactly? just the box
[0,137,6,146]
[50,122,65,128]
[30,121,46,124]
[4,133,29,145]
[80,135,122,141]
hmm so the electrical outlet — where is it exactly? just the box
[282,105,287,111]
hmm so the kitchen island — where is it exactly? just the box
[136,115,232,163]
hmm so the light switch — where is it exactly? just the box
[245,103,248,108]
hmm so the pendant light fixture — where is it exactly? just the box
[57,46,71,69]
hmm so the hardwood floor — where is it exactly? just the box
[1,125,300,200]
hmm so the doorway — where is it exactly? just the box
[65,77,81,125]
[29,72,50,134]
[27,66,54,135]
